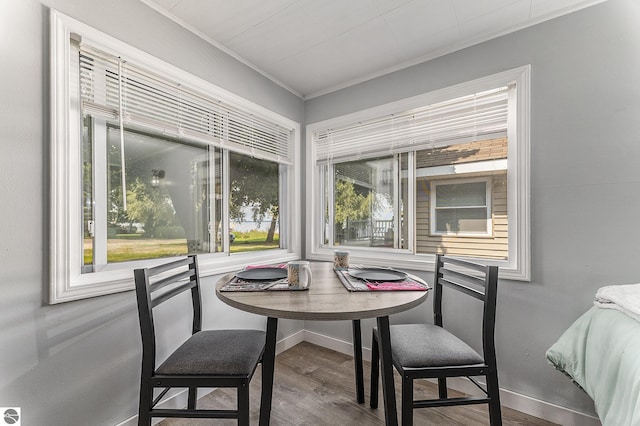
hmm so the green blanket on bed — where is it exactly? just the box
[546,307,640,426]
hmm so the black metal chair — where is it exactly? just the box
[133,255,270,425]
[370,254,501,425]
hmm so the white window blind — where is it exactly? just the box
[79,44,292,164]
[314,86,510,163]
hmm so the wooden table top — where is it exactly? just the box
[215,261,429,321]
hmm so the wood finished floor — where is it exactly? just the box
[159,341,557,425]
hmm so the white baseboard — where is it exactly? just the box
[117,330,600,426]
[276,329,306,353]
[115,390,187,426]
[302,329,371,359]
[441,376,601,426]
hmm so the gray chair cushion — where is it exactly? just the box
[157,329,265,376]
[389,324,484,368]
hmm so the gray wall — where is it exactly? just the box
[305,0,640,417]
[0,1,303,425]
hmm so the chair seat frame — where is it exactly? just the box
[370,254,502,426]
[134,255,272,425]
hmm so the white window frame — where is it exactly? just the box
[50,11,301,303]
[306,65,530,280]
[429,177,492,237]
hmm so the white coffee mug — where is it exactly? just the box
[288,261,312,289]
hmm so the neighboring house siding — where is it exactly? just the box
[415,138,509,260]
[416,137,508,168]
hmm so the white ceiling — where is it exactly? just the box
[142,0,607,99]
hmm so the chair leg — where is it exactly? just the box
[487,370,502,426]
[437,378,448,399]
[259,317,278,426]
[238,382,250,426]
[138,379,152,426]
[377,316,398,426]
[370,330,379,409]
[401,375,413,426]
[187,387,197,409]
[352,319,365,403]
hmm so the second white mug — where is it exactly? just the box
[288,261,312,289]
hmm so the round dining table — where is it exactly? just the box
[216,261,429,426]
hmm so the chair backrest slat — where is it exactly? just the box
[149,269,195,294]
[440,266,487,289]
[146,256,193,277]
[439,277,485,301]
[151,280,197,308]
[438,255,489,273]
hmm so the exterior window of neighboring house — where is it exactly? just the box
[430,178,492,236]
[307,66,530,280]
[50,11,300,303]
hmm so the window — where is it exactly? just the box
[229,152,282,253]
[327,155,409,249]
[307,66,530,280]
[51,11,300,303]
[431,178,492,236]
[82,123,221,273]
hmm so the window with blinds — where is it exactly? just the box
[77,40,294,273]
[306,65,530,281]
[79,44,293,164]
[314,86,509,163]
[50,9,301,303]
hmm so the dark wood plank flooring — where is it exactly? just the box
[159,341,557,425]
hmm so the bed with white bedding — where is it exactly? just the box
[546,284,640,426]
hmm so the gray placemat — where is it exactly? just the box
[334,268,429,292]
[220,276,308,292]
